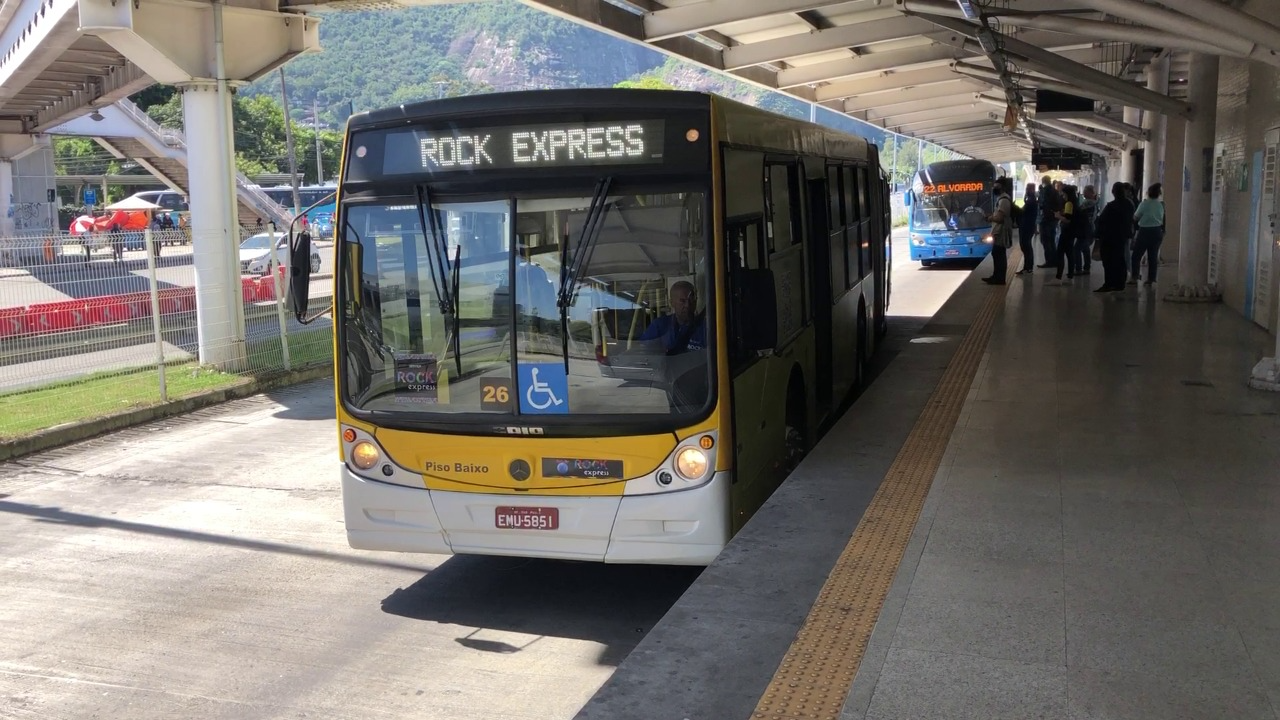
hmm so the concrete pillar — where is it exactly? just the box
[1175,52,1220,292]
[0,160,12,238]
[1143,55,1169,191]
[180,80,245,368]
[1121,106,1141,184]
[1163,114,1186,268]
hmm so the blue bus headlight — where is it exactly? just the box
[910,234,926,247]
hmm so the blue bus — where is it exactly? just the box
[260,184,337,237]
[905,159,998,266]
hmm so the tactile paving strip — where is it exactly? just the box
[750,251,1019,720]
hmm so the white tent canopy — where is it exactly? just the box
[104,196,162,211]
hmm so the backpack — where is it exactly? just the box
[1010,201,1023,225]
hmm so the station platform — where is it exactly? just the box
[575,253,1280,720]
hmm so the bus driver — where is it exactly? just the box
[639,280,706,353]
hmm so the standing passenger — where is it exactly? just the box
[1017,182,1038,274]
[1076,185,1098,275]
[984,178,1013,285]
[1054,185,1079,280]
[1037,176,1060,268]
[1131,183,1165,286]
[1095,182,1135,292]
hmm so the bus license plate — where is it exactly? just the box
[496,506,559,530]
[945,249,961,256]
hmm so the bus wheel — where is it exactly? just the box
[855,311,868,388]
[783,373,808,472]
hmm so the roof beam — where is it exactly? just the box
[816,43,1105,103]
[1035,119,1125,151]
[816,65,960,102]
[1061,114,1149,141]
[644,0,881,42]
[954,61,1175,117]
[777,37,965,88]
[1030,125,1114,156]
[843,79,983,112]
[1153,0,1280,55]
[522,0,818,99]
[862,90,987,117]
[902,0,1256,60]
[919,14,1194,119]
[723,14,937,70]
[1075,0,1280,59]
[891,110,999,132]
[875,102,988,126]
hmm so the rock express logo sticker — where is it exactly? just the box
[541,458,624,480]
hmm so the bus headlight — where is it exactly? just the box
[351,441,381,470]
[675,447,709,480]
[981,234,994,244]
[910,234,925,246]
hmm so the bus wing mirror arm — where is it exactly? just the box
[738,268,777,352]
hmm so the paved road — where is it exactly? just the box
[0,229,972,720]
[885,227,981,321]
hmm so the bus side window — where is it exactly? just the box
[857,166,872,280]
[765,163,799,251]
[843,166,860,287]
[827,166,847,298]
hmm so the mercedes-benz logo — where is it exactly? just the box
[509,459,531,482]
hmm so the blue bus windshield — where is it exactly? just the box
[910,166,994,233]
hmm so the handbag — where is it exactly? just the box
[1091,243,1102,261]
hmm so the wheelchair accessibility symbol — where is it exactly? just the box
[518,363,569,414]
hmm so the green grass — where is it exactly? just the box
[0,327,336,441]
[0,363,248,440]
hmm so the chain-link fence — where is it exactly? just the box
[0,227,334,441]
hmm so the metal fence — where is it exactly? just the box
[0,227,335,441]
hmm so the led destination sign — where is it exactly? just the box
[380,119,667,175]
[920,181,986,194]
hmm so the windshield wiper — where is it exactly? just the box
[450,244,462,379]
[557,176,613,374]
[414,185,462,378]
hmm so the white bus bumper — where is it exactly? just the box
[341,465,731,565]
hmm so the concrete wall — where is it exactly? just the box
[1213,58,1280,327]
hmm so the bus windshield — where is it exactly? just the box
[339,187,712,422]
[911,180,991,232]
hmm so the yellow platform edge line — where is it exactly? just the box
[749,250,1019,720]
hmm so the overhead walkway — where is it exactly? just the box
[575,250,1280,720]
[52,99,292,230]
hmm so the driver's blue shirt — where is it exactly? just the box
[639,314,706,351]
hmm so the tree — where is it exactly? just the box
[614,76,675,90]
[130,85,177,112]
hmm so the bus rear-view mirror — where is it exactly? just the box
[904,190,913,206]
[287,230,312,318]
[737,268,777,352]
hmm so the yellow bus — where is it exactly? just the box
[288,89,892,565]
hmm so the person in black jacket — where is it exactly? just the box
[1017,182,1039,274]
[1094,182,1135,292]
[1037,176,1060,268]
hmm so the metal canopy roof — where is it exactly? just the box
[510,0,1273,164]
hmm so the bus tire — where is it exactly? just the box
[855,304,868,388]
[784,369,808,472]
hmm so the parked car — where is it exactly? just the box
[239,232,320,275]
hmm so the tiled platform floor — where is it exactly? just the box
[844,269,1280,720]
